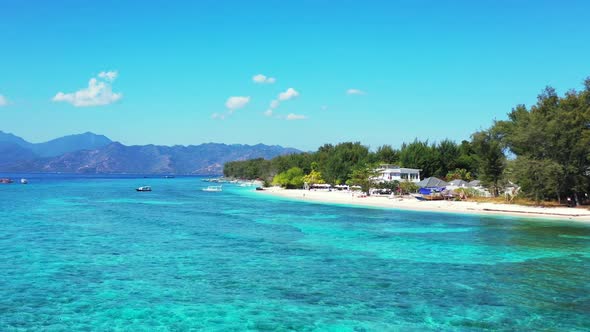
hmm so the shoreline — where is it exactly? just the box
[256,188,590,223]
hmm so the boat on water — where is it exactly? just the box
[136,186,152,192]
[412,193,444,201]
[412,186,447,201]
[0,178,13,184]
[20,178,28,184]
[202,185,222,192]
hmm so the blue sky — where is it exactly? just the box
[1,0,589,150]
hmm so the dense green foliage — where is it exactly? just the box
[471,130,506,196]
[224,140,479,184]
[272,167,305,189]
[224,79,590,204]
[303,169,325,185]
[317,142,370,184]
[398,181,420,195]
[347,164,380,195]
[508,157,563,202]
[493,82,590,203]
[446,168,473,181]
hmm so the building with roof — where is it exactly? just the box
[467,180,482,188]
[464,179,492,197]
[417,177,448,188]
[374,164,421,183]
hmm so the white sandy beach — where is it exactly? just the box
[257,187,590,222]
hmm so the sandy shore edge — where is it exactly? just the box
[256,187,590,223]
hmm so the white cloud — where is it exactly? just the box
[263,87,300,117]
[286,113,307,120]
[213,96,251,120]
[278,88,299,101]
[211,112,226,120]
[98,70,118,81]
[52,72,122,107]
[269,100,279,109]
[225,96,250,112]
[252,74,276,84]
[346,88,366,95]
[0,95,8,106]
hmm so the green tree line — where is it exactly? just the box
[224,140,479,189]
[224,79,590,204]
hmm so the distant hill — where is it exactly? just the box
[0,131,300,175]
[0,131,34,149]
[32,132,113,157]
[0,142,36,168]
[0,131,112,157]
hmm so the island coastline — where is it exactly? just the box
[256,187,590,223]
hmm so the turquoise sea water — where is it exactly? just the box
[1,175,589,331]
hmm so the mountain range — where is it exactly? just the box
[0,131,300,175]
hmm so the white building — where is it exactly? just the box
[374,164,421,183]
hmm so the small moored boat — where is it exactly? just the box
[412,193,444,201]
[202,185,222,192]
[136,186,152,192]
[0,178,13,184]
[20,178,28,184]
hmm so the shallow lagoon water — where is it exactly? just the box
[0,175,589,330]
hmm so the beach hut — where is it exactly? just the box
[467,180,482,188]
[417,177,448,195]
[417,177,448,188]
[310,183,332,190]
[447,179,469,190]
[466,179,492,197]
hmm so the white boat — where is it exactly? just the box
[202,185,222,192]
[136,186,152,192]
[20,178,28,184]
